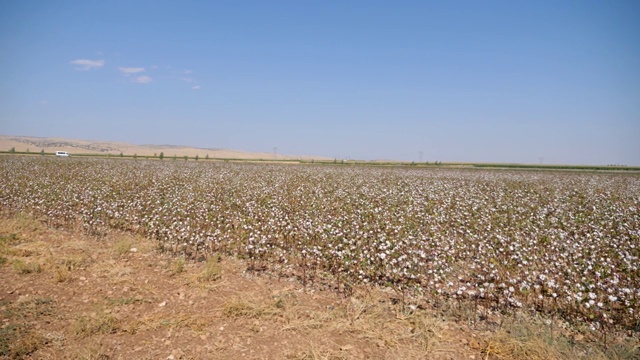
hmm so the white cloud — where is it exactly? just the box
[180,77,193,83]
[133,76,152,84]
[119,67,150,83]
[192,85,201,90]
[70,59,105,70]
[119,67,145,74]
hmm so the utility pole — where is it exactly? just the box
[419,151,424,163]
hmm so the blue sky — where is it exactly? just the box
[1,1,639,164]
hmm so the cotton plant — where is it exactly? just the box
[1,156,638,332]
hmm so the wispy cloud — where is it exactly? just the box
[113,63,196,86]
[117,66,151,84]
[70,59,105,70]
[119,67,145,74]
[133,76,152,84]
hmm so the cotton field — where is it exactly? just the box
[1,157,638,331]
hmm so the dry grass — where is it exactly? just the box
[0,214,40,262]
[0,212,46,239]
[197,257,222,282]
[408,313,443,354]
[59,255,89,270]
[169,255,186,276]
[329,291,408,345]
[0,326,46,359]
[0,233,19,259]
[70,314,123,339]
[133,312,210,333]
[293,342,349,360]
[95,259,133,278]
[1,214,46,276]
[112,237,133,255]
[0,297,55,358]
[12,258,42,274]
[52,255,88,282]
[222,298,279,319]
[70,337,115,360]
[105,296,144,306]
[278,288,460,358]
[480,314,640,360]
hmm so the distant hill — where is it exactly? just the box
[0,135,327,160]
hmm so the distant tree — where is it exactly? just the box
[9,147,15,153]
[119,152,123,157]
[26,148,30,153]
[195,155,199,161]
[205,154,209,160]
[159,152,164,160]
[133,153,137,159]
[173,154,177,161]
[154,153,157,157]
[184,155,188,161]
[40,149,45,156]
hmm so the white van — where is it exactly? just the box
[55,151,70,157]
